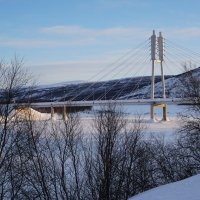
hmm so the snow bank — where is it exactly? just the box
[129,174,200,200]
[11,108,50,121]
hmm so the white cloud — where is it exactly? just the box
[0,37,96,48]
[40,25,149,38]
[167,27,200,38]
[41,25,200,42]
[41,26,91,35]
[1,26,200,49]
[0,39,57,48]
[0,26,150,48]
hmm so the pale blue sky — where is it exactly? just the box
[0,0,200,84]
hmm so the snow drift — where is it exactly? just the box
[129,174,200,200]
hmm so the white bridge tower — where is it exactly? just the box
[150,30,167,121]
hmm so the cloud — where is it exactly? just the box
[41,26,91,35]
[0,26,150,48]
[0,39,57,48]
[167,27,200,38]
[40,25,149,38]
[41,25,200,41]
[1,26,200,49]
[0,37,96,48]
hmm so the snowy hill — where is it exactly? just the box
[3,67,200,103]
[14,76,170,102]
[129,174,200,200]
[120,76,182,99]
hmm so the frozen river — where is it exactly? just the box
[79,104,189,141]
[29,104,190,141]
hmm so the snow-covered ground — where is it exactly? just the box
[9,104,198,200]
[9,104,197,200]
[79,104,186,140]
[129,174,200,200]
[125,104,200,200]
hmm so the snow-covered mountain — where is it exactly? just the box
[120,76,183,99]
[9,67,200,102]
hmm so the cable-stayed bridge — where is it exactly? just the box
[17,30,200,120]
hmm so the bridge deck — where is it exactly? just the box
[22,98,186,108]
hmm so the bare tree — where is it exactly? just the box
[179,63,200,108]
[34,112,83,200]
[176,64,200,173]
[83,104,148,200]
[0,57,34,199]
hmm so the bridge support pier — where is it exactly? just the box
[151,103,167,121]
[62,106,67,120]
[51,106,54,120]
[162,104,167,121]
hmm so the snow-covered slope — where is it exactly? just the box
[120,76,182,99]
[129,174,200,200]
[4,67,200,103]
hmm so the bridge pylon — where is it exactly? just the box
[150,30,167,121]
